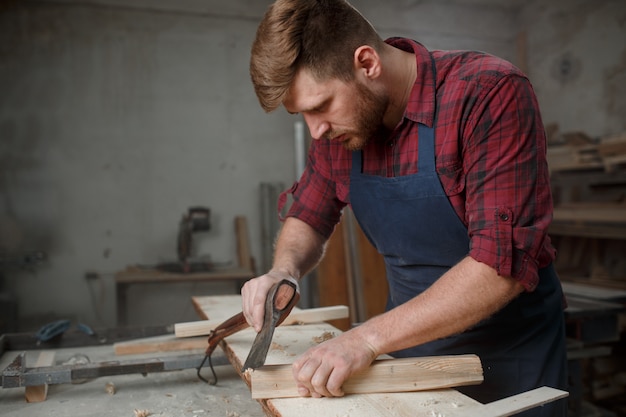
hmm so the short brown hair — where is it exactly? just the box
[250,0,384,112]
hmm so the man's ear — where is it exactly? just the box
[354,45,382,80]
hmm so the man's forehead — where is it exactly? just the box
[283,69,340,113]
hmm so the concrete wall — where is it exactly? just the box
[521,0,626,138]
[0,0,623,329]
[1,0,296,328]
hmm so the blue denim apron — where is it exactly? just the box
[349,122,567,416]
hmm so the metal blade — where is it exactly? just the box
[240,278,299,372]
[241,319,277,371]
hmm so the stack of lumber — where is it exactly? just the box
[547,131,626,173]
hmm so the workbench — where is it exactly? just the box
[0,294,568,417]
[187,295,567,417]
[115,216,257,327]
[115,266,255,326]
[0,345,264,417]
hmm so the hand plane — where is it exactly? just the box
[199,277,300,384]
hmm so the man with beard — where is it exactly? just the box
[241,1,568,415]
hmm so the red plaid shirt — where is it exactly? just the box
[282,38,555,291]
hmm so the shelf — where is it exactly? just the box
[550,203,626,239]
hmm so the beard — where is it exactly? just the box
[327,81,390,151]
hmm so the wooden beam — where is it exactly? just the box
[235,215,254,273]
[174,305,349,338]
[250,354,483,399]
[25,351,55,403]
[315,220,352,330]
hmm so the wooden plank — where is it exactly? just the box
[113,335,206,355]
[562,281,626,303]
[315,219,352,330]
[263,390,482,417]
[192,294,246,320]
[549,221,626,240]
[553,203,626,223]
[250,355,483,399]
[444,386,569,417]
[354,215,388,321]
[316,209,388,329]
[174,305,349,338]
[25,351,55,403]
[235,215,254,273]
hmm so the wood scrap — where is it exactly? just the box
[105,382,116,395]
[174,305,349,338]
[444,386,569,417]
[250,354,483,399]
[25,351,55,403]
[235,215,254,273]
[547,130,626,173]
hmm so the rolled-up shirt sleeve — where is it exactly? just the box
[463,74,555,291]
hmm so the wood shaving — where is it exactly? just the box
[312,331,335,344]
[134,409,151,417]
[104,382,116,395]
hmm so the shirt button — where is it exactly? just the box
[499,213,509,221]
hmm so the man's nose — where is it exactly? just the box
[303,114,329,140]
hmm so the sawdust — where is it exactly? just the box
[312,331,335,344]
[242,368,254,383]
[270,342,296,357]
[270,342,285,351]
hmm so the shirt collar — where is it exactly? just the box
[385,37,436,128]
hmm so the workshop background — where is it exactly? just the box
[1,0,625,414]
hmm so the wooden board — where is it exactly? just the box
[562,281,626,303]
[250,355,483,399]
[315,210,388,330]
[553,203,626,224]
[174,305,349,337]
[445,387,569,417]
[25,351,55,403]
[192,295,250,320]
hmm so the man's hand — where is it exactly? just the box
[241,271,292,332]
[292,330,378,398]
